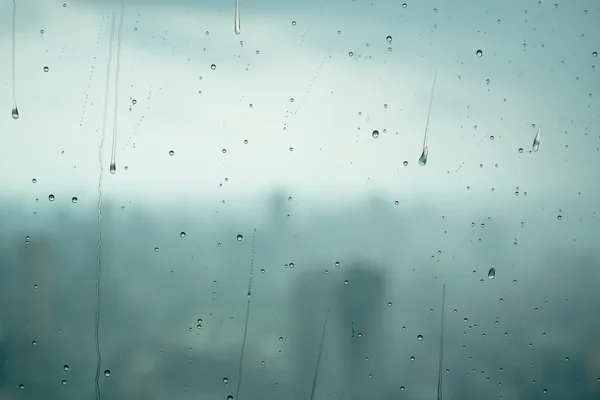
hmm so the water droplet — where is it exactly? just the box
[62,379,67,385]
[410,356,415,361]
[518,147,523,153]
[32,178,37,183]
[227,396,234,400]
[372,130,379,138]
[418,147,428,166]
[32,340,37,345]
[12,107,19,119]
[532,126,540,152]
[476,49,483,58]
[40,29,44,34]
[211,64,216,70]
[386,35,392,43]
[154,247,159,252]
[289,262,295,268]
[19,384,25,389]
[594,52,598,57]
[132,99,137,105]
[180,232,186,238]
[48,194,55,201]
[417,334,423,341]
[104,370,111,377]
[169,150,174,156]
[260,268,265,274]
[388,301,392,306]
[557,215,562,220]
[403,160,408,166]
[335,261,340,267]
[109,163,116,174]
[237,234,243,241]
[43,66,49,72]
[488,268,496,279]
[400,385,405,390]
[71,197,78,203]
[63,365,69,371]
[348,51,354,57]
[223,377,229,384]
[291,21,296,26]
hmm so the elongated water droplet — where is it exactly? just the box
[110,1,125,176]
[12,0,19,120]
[488,267,496,279]
[419,146,428,166]
[532,126,540,152]
[109,163,116,174]
[234,0,241,35]
[476,49,483,58]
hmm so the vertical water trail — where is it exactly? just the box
[419,68,438,166]
[11,0,19,119]
[234,0,241,35]
[110,0,125,174]
[235,228,257,400]
[95,10,117,400]
[310,309,330,400]
[437,284,446,400]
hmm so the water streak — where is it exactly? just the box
[419,68,438,166]
[235,228,257,400]
[110,0,125,174]
[437,284,446,400]
[310,309,330,400]
[11,0,19,119]
[234,0,241,35]
[95,10,117,400]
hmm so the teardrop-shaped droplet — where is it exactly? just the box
[488,267,496,279]
[12,107,19,119]
[419,147,428,166]
[109,163,116,174]
[532,126,540,152]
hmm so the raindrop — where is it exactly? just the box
[488,268,496,279]
[476,49,483,58]
[63,365,69,371]
[109,163,116,174]
[12,107,19,119]
[403,160,408,166]
[402,3,407,8]
[237,234,243,241]
[410,356,415,361]
[223,377,229,384]
[71,197,78,203]
[388,301,392,306]
[19,384,25,389]
[532,126,540,152]
[234,0,241,35]
[417,334,423,341]
[400,385,405,390]
[169,150,174,156]
[180,232,186,238]
[386,35,392,43]
[228,396,234,400]
[419,147,428,166]
[62,379,67,385]
[292,21,296,26]
[348,51,354,57]
[372,130,379,138]
[32,178,37,183]
[211,64,216,70]
[48,194,55,201]
[104,370,111,377]
[43,66,49,72]
[593,52,598,58]
[335,261,340,267]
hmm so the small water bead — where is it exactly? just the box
[348,51,354,57]
[488,268,496,279]
[335,261,340,267]
[386,36,392,43]
[400,386,405,391]
[237,234,243,241]
[211,64,216,70]
[12,107,19,119]
[410,356,415,361]
[557,215,562,220]
[32,178,37,183]
[403,160,408,166]
[43,66,49,72]
[19,384,25,389]
[180,232,186,238]
[372,130,379,138]
[169,150,174,156]
[292,21,296,26]
[417,334,423,341]
[289,262,295,268]
[228,396,234,400]
[154,247,159,252]
[71,197,78,203]
[260,269,265,274]
[104,370,111,377]
[402,3,407,7]
[476,49,483,58]
[63,365,69,371]
[223,377,229,384]
[49,194,55,202]
[62,380,67,385]
[593,52,598,57]
[388,302,392,306]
